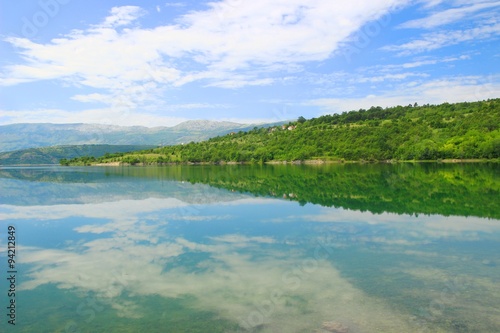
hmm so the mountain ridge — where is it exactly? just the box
[0,144,156,166]
[63,99,500,165]
[0,120,286,153]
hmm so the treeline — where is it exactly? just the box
[30,163,500,219]
[63,99,500,165]
[174,163,500,219]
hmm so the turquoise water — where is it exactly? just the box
[0,164,499,332]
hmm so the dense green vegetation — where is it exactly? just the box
[10,163,496,219]
[0,144,155,165]
[99,163,500,218]
[184,163,499,219]
[63,99,500,165]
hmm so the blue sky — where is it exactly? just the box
[0,0,499,127]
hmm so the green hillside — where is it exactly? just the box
[1,163,498,219]
[64,99,500,165]
[0,144,155,165]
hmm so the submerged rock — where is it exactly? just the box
[481,259,496,267]
[320,321,349,333]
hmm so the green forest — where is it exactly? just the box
[13,163,497,219]
[63,99,500,165]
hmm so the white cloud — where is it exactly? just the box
[15,200,492,331]
[18,237,419,331]
[308,75,500,112]
[2,0,496,126]
[410,54,470,67]
[327,55,469,85]
[208,77,276,89]
[272,207,500,245]
[71,93,113,104]
[163,102,231,110]
[303,55,474,103]
[354,72,429,83]
[384,2,500,55]
[16,213,422,331]
[385,22,500,54]
[208,234,277,244]
[164,2,186,7]
[0,1,407,100]
[99,6,147,28]
[419,0,445,8]
[0,107,188,127]
[0,198,190,222]
[400,2,500,29]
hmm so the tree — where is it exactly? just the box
[63,99,500,165]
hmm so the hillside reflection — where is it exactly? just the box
[1,164,499,332]
[1,163,498,218]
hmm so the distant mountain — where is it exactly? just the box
[66,99,500,165]
[0,120,286,153]
[171,120,243,131]
[0,144,156,165]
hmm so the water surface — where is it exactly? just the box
[0,164,499,332]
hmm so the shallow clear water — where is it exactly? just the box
[0,164,499,332]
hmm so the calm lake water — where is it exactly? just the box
[0,163,499,333]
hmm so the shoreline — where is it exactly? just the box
[66,158,499,167]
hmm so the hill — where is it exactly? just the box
[0,120,284,153]
[63,99,500,165]
[0,145,155,165]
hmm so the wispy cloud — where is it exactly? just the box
[385,1,500,55]
[308,75,500,112]
[352,55,470,78]
[419,0,445,9]
[0,107,188,126]
[164,2,186,8]
[304,55,472,98]
[99,6,147,28]
[0,1,406,103]
[15,208,421,331]
[208,234,277,244]
[385,22,500,54]
[385,55,471,69]
[400,2,500,29]
[0,0,496,126]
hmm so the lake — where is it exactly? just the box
[0,163,499,332]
